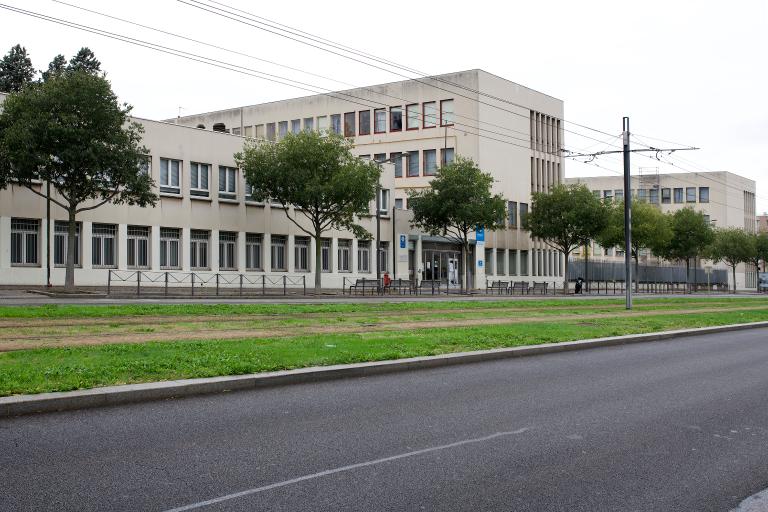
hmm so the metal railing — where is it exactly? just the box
[107,270,306,296]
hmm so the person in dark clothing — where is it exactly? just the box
[574,277,584,294]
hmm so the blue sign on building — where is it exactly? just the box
[399,234,407,249]
[478,260,484,268]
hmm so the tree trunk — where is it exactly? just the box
[462,242,470,293]
[314,228,322,295]
[634,252,639,293]
[460,243,467,294]
[65,209,76,291]
[563,254,569,295]
[732,264,737,294]
[584,245,589,293]
[686,258,691,294]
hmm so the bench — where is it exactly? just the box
[511,281,528,295]
[416,280,441,295]
[486,280,510,294]
[348,278,380,295]
[529,281,548,295]
[386,278,413,295]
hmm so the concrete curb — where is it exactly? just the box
[3,320,768,418]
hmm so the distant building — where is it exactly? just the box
[757,214,768,233]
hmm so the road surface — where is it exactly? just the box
[2,328,768,511]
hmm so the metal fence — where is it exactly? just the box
[567,260,729,288]
[107,270,306,296]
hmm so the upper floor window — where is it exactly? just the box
[303,118,314,131]
[440,99,454,126]
[699,187,710,203]
[138,155,151,176]
[190,162,210,197]
[291,119,301,134]
[390,152,403,178]
[330,114,342,135]
[218,166,237,200]
[343,112,356,137]
[508,201,518,228]
[359,110,371,136]
[374,109,386,133]
[406,104,419,130]
[407,151,419,177]
[266,123,276,141]
[441,147,455,166]
[390,107,403,131]
[378,189,390,213]
[159,158,181,195]
[278,121,288,139]
[424,149,437,176]
[317,116,329,132]
[423,101,437,128]
[686,187,696,203]
[520,203,529,227]
[661,188,671,204]
[674,187,683,203]
[649,188,659,204]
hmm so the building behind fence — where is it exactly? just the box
[567,260,728,286]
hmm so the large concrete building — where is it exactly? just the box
[565,171,758,289]
[0,70,567,290]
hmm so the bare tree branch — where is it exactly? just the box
[76,190,120,213]
[23,184,70,211]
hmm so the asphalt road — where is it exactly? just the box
[2,328,768,511]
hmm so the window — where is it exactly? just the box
[699,187,710,203]
[484,248,493,275]
[637,189,648,202]
[374,109,386,133]
[509,249,518,276]
[390,107,402,131]
[686,187,696,203]
[496,250,506,276]
[390,152,403,178]
[359,110,371,136]
[317,116,329,132]
[159,158,181,195]
[255,124,265,139]
[520,250,529,275]
[291,119,301,134]
[138,155,151,176]
[603,190,613,201]
[244,126,253,138]
[127,226,150,269]
[219,231,237,270]
[520,203,529,227]
[703,214,711,225]
[440,99,454,126]
[321,238,331,272]
[423,149,437,176]
[278,121,288,139]
[343,112,356,137]
[271,235,287,271]
[615,189,624,202]
[294,236,310,272]
[508,201,518,228]
[406,104,419,130]
[54,221,80,267]
[189,162,210,197]
[337,239,351,272]
[395,198,404,209]
[359,155,370,160]
[330,114,341,135]
[647,188,658,204]
[160,228,180,269]
[190,230,210,270]
[374,153,386,163]
[245,233,263,270]
[357,241,371,273]
[266,123,276,141]
[674,187,684,203]
[441,147,455,166]
[378,189,390,213]
[218,166,237,200]
[92,223,117,268]
[423,101,437,128]
[303,118,314,131]
[378,242,389,273]
[661,188,671,204]
[407,151,419,177]
[244,182,261,203]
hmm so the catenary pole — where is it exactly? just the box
[623,117,632,310]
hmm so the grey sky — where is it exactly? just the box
[3,0,767,211]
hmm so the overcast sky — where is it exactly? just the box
[3,0,767,211]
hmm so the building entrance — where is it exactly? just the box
[422,249,462,289]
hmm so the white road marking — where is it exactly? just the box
[731,489,768,512]
[162,428,531,512]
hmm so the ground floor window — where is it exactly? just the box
[246,233,262,270]
[160,228,181,269]
[54,221,81,267]
[271,235,287,271]
[92,223,117,268]
[378,242,389,273]
[321,238,332,272]
[219,231,237,270]
[127,226,150,269]
[484,248,494,275]
[520,250,529,276]
[337,239,351,272]
[11,218,39,266]
[509,250,518,276]
[357,241,370,273]
[496,249,506,276]
[190,230,210,270]
[294,236,310,272]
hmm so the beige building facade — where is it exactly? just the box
[565,171,758,289]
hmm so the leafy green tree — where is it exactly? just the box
[707,227,753,293]
[0,44,36,92]
[409,157,506,291]
[524,184,608,294]
[41,54,67,82]
[0,71,157,290]
[743,232,768,292]
[661,207,714,291]
[597,200,672,291]
[236,131,380,293]
[68,47,101,75]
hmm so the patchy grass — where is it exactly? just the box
[1,306,767,396]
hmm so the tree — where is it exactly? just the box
[0,44,36,92]
[707,227,753,293]
[0,71,157,290]
[524,184,607,294]
[68,47,101,75]
[409,157,507,291]
[662,207,714,292]
[743,232,768,292]
[41,54,67,82]
[236,131,380,293]
[596,200,672,292]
